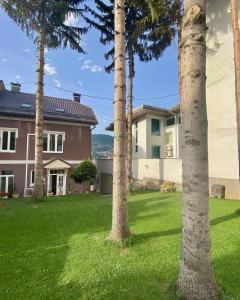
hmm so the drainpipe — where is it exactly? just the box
[24,133,35,196]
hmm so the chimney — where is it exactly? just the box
[0,80,5,92]
[73,93,81,103]
[10,82,21,93]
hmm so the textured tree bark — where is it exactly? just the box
[177,0,182,103]
[231,0,240,177]
[33,24,45,201]
[127,51,134,193]
[177,1,219,299]
[107,0,130,242]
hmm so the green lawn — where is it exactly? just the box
[0,192,240,300]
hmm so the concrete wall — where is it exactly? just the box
[206,0,239,180]
[132,158,182,184]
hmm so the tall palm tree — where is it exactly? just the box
[231,0,240,175]
[176,1,219,299]
[85,0,176,192]
[1,0,87,200]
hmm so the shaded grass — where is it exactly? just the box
[0,191,240,299]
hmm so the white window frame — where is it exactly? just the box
[30,170,35,187]
[0,128,18,153]
[43,131,65,154]
[135,122,138,153]
[0,175,15,193]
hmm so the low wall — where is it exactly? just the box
[94,158,240,199]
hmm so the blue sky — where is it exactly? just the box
[0,7,179,134]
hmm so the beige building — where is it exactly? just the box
[206,0,240,199]
[132,105,181,160]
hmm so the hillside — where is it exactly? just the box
[92,134,113,146]
[92,134,113,159]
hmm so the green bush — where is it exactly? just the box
[71,160,97,191]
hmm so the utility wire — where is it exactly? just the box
[6,81,179,102]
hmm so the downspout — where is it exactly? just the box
[24,133,35,196]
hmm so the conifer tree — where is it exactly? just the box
[1,0,88,200]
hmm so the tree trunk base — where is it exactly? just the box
[106,229,131,244]
[177,274,220,300]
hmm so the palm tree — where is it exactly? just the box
[231,0,240,175]
[85,0,176,192]
[176,1,219,299]
[1,0,87,200]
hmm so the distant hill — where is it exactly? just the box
[92,134,113,159]
[92,134,113,146]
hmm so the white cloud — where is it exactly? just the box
[53,79,61,88]
[64,13,80,27]
[44,63,57,76]
[16,75,21,80]
[77,80,83,86]
[0,58,8,64]
[44,48,49,54]
[23,48,30,53]
[81,60,103,73]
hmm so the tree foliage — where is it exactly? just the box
[71,160,97,185]
[84,0,178,72]
[0,0,88,52]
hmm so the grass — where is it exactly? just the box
[0,191,240,300]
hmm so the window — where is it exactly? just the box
[152,146,160,158]
[43,132,64,153]
[0,171,14,194]
[151,118,160,135]
[166,132,173,145]
[135,122,138,153]
[0,128,17,152]
[30,170,35,186]
[167,117,175,127]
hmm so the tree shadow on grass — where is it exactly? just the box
[133,209,240,245]
[55,269,181,300]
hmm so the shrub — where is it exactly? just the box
[160,181,176,193]
[71,160,97,193]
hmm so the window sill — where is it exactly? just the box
[0,150,16,153]
[43,151,64,154]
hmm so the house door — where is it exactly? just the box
[51,175,57,195]
[48,170,67,196]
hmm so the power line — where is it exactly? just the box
[6,81,179,102]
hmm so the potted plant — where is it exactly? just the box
[12,186,19,199]
[0,192,8,199]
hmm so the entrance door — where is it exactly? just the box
[48,169,67,196]
[57,175,64,195]
[52,175,57,195]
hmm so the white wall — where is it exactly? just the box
[132,117,147,159]
[132,113,180,159]
[206,0,239,180]
[132,158,182,184]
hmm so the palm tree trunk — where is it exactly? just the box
[127,51,134,193]
[231,0,240,176]
[177,2,219,299]
[33,24,45,200]
[107,0,130,242]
